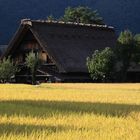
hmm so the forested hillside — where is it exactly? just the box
[0,0,140,44]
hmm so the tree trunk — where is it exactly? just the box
[32,70,36,85]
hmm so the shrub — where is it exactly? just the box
[0,57,18,83]
[87,47,115,82]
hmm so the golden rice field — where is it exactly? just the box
[0,83,140,140]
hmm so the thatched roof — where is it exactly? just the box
[3,19,116,73]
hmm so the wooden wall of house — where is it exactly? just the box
[11,31,53,64]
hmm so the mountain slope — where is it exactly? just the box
[0,0,140,44]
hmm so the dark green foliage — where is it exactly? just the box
[0,57,18,83]
[118,30,133,45]
[87,47,115,82]
[134,34,140,62]
[87,30,140,82]
[117,30,134,77]
[62,6,103,24]
[116,30,140,81]
[26,51,39,85]
[134,34,140,45]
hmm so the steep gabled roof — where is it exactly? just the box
[3,19,116,73]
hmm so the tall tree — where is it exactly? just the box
[134,34,140,63]
[62,6,103,25]
[116,30,136,81]
[26,51,39,85]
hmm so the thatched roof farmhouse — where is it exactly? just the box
[2,19,116,82]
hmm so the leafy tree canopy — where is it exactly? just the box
[116,30,140,81]
[87,47,115,82]
[61,6,104,24]
[134,34,140,46]
[118,30,134,45]
[117,30,135,63]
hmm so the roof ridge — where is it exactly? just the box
[21,19,114,29]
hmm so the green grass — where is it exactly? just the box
[0,84,140,140]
